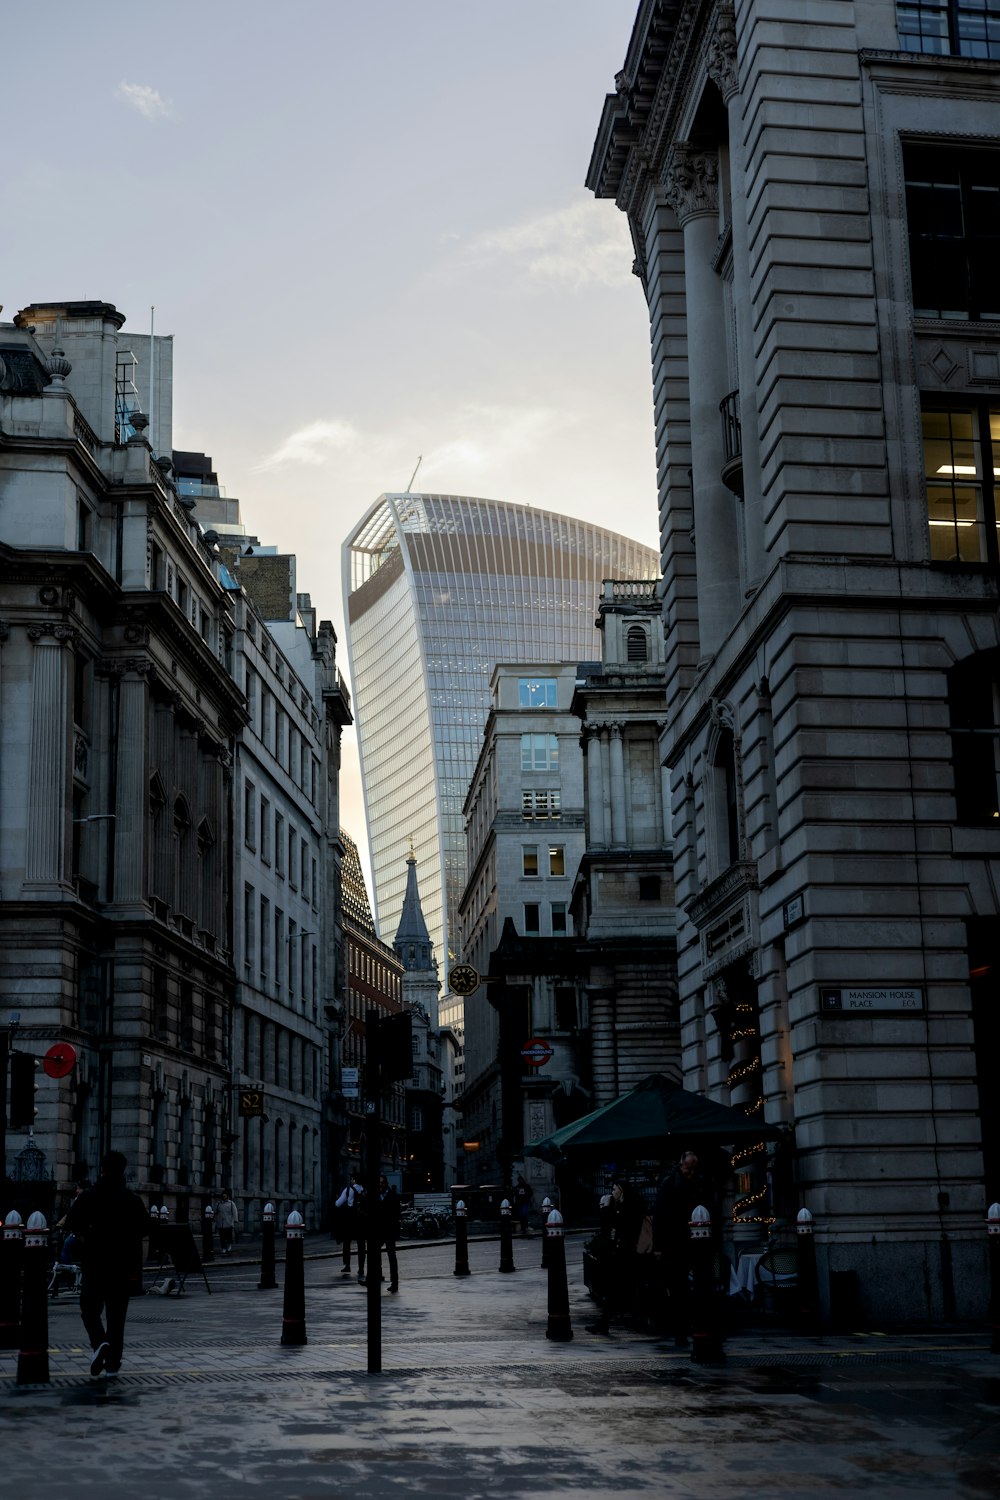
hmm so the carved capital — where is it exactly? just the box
[27,621,79,645]
[662,143,720,225]
[96,655,156,680]
[706,0,738,102]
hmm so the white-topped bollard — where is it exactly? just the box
[0,1210,25,1350]
[499,1198,516,1274]
[17,1212,50,1386]
[454,1200,470,1277]
[689,1205,723,1365]
[540,1196,553,1269]
[796,1207,820,1332]
[281,1210,306,1345]
[544,1209,572,1342]
[259,1201,277,1290]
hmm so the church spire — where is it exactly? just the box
[393,848,433,971]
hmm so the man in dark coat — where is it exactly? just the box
[652,1151,714,1346]
[363,1174,401,1293]
[65,1150,148,1377]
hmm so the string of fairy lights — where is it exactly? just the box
[728,997,774,1226]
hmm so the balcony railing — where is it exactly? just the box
[720,389,744,497]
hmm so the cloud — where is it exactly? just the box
[115,82,172,120]
[255,419,361,471]
[418,403,568,481]
[459,200,634,292]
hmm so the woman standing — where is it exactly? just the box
[215,1189,240,1255]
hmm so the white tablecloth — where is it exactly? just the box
[729,1250,764,1298]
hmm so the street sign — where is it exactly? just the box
[521,1037,554,1068]
[821,987,923,1013]
[449,964,480,996]
[342,1067,360,1100]
[42,1042,77,1079]
[238,1089,266,1118]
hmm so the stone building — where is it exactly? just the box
[176,459,352,1230]
[339,831,406,1180]
[459,663,586,1185]
[588,0,1000,1319]
[0,302,242,1211]
[392,851,445,1192]
[570,579,678,1105]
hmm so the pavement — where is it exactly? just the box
[2,1232,999,1499]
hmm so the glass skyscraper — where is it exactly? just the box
[342,493,657,999]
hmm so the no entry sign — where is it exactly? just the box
[521,1037,554,1068]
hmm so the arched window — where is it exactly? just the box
[627,625,649,662]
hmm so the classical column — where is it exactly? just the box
[25,627,72,889]
[585,726,606,848]
[706,0,765,591]
[589,990,617,1107]
[113,666,150,905]
[662,142,741,660]
[608,723,627,848]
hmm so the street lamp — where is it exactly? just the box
[73,814,116,823]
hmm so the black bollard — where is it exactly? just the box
[0,1211,24,1350]
[689,1205,725,1365]
[988,1202,1000,1355]
[147,1204,161,1263]
[544,1209,573,1341]
[453,1200,471,1277]
[540,1197,552,1270]
[796,1208,821,1333]
[280,1210,307,1345]
[259,1201,278,1290]
[202,1203,215,1265]
[499,1199,516,1274]
[16,1212,50,1386]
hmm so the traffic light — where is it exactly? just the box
[9,1051,39,1128]
[375,1011,412,1083]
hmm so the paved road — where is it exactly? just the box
[2,1237,998,1499]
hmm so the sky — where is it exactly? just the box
[3,0,658,904]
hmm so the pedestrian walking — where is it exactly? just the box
[652,1151,714,1347]
[369,1174,401,1293]
[585,1179,644,1336]
[214,1190,240,1255]
[64,1150,148,1377]
[513,1174,533,1236]
[335,1172,366,1280]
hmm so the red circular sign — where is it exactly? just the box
[520,1037,554,1067]
[42,1042,77,1079]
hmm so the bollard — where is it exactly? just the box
[453,1200,471,1277]
[0,1211,24,1350]
[988,1202,1000,1355]
[498,1199,516,1274]
[689,1204,724,1365]
[259,1202,278,1290]
[147,1204,161,1263]
[16,1212,50,1386]
[796,1207,820,1333]
[540,1196,552,1269]
[202,1203,215,1265]
[544,1209,573,1341]
[280,1210,307,1345]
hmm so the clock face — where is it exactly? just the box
[449,964,480,996]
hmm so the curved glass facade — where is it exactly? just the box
[343,494,657,999]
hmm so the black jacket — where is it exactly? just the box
[65,1175,148,1270]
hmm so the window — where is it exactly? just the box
[150,542,163,590]
[551,902,568,936]
[639,875,661,901]
[627,626,649,662]
[261,688,272,749]
[245,667,258,730]
[77,497,91,551]
[555,987,577,1031]
[275,811,285,876]
[714,730,741,869]
[522,845,539,877]
[288,824,297,887]
[904,145,1000,321]
[898,0,1000,60]
[518,677,557,709]
[948,651,1000,822]
[523,903,540,934]
[521,733,559,771]
[260,895,270,979]
[922,402,1000,563]
[522,789,561,820]
[275,908,284,987]
[260,797,271,863]
[288,920,297,996]
[243,884,255,969]
[177,574,189,620]
[243,781,256,848]
[548,845,565,877]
